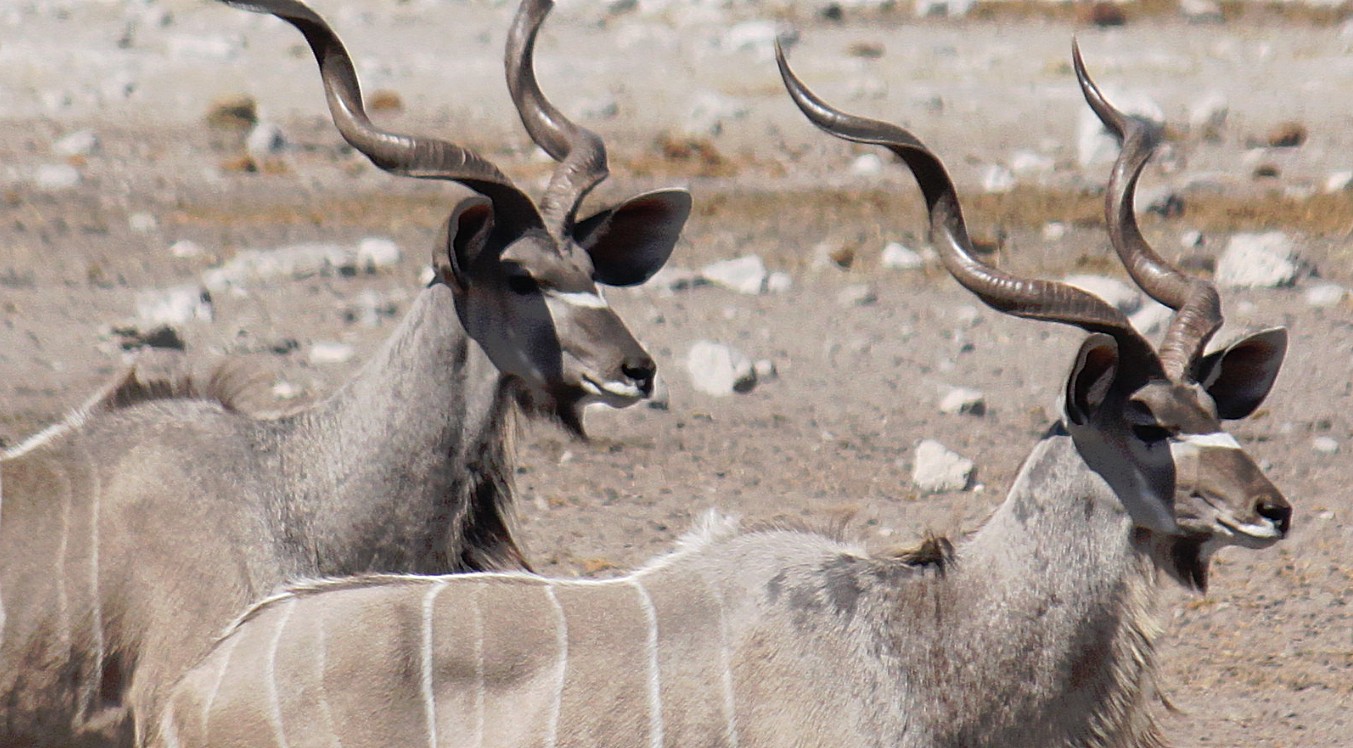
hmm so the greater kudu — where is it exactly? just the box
[151,45,1292,748]
[0,0,688,744]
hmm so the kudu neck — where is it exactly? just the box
[921,431,1164,746]
[282,283,516,574]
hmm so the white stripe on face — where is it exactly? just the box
[545,289,609,309]
[1175,431,1242,450]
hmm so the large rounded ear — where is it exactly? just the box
[441,196,496,288]
[1065,334,1120,425]
[1193,327,1287,420]
[573,188,691,286]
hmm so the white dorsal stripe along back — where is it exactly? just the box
[1175,432,1242,450]
[545,289,610,309]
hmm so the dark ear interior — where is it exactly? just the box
[1065,334,1121,425]
[573,188,691,286]
[443,196,497,287]
[1194,327,1287,420]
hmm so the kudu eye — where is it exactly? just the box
[1131,424,1171,444]
[506,274,538,296]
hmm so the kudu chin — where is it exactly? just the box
[151,41,1291,748]
[0,0,688,745]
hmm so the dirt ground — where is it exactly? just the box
[2,0,1350,744]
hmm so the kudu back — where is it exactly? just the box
[0,0,689,745]
[152,44,1292,748]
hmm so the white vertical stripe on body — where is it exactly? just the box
[158,709,183,748]
[544,585,568,748]
[706,576,740,747]
[0,469,5,651]
[86,455,105,715]
[313,613,340,748]
[472,583,485,748]
[631,579,665,748]
[202,629,241,743]
[265,600,297,748]
[421,580,448,748]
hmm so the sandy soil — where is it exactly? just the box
[2,0,1350,744]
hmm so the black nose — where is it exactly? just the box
[621,355,656,395]
[1255,496,1292,536]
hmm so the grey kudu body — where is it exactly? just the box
[154,45,1292,748]
[0,0,690,744]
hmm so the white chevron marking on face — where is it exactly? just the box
[1175,431,1241,450]
[546,289,609,309]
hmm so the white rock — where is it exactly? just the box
[167,33,242,62]
[645,265,706,295]
[1063,274,1142,314]
[347,288,397,327]
[881,241,925,270]
[850,153,884,178]
[1130,301,1174,337]
[169,239,205,259]
[1324,171,1353,193]
[53,129,99,156]
[34,163,81,190]
[915,0,974,17]
[135,285,213,325]
[765,271,793,294]
[686,340,756,396]
[701,255,767,295]
[682,91,749,138]
[357,237,402,271]
[1304,283,1346,308]
[1313,436,1339,455]
[981,164,1015,194]
[1009,149,1054,177]
[1078,92,1164,167]
[1215,232,1301,289]
[1187,92,1229,136]
[837,283,878,307]
[753,359,778,382]
[202,243,357,290]
[1180,229,1205,248]
[722,21,796,59]
[912,439,973,494]
[245,122,287,159]
[309,341,356,365]
[1180,0,1224,23]
[128,212,159,233]
[939,387,985,416]
[1042,222,1068,241]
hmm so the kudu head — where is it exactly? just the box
[777,40,1290,589]
[222,0,690,432]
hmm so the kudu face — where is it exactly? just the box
[777,39,1292,578]
[240,0,690,424]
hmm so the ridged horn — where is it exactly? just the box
[220,0,542,230]
[1074,40,1222,381]
[776,41,1161,370]
[505,0,609,235]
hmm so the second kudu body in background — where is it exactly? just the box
[152,44,1291,748]
[0,0,689,744]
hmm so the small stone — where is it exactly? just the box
[53,129,99,157]
[1266,122,1308,148]
[1043,222,1068,241]
[701,255,767,295]
[915,0,974,17]
[169,239,205,259]
[815,241,856,269]
[1063,274,1142,314]
[645,266,706,295]
[1180,230,1205,248]
[245,122,287,159]
[981,164,1015,194]
[765,271,793,294]
[309,341,356,365]
[1009,149,1054,177]
[938,387,985,416]
[837,283,877,307]
[135,285,213,325]
[1215,232,1302,289]
[129,212,159,233]
[911,439,973,494]
[1312,436,1339,455]
[881,241,924,270]
[1188,92,1229,139]
[682,91,749,138]
[34,164,81,190]
[344,288,397,327]
[686,341,756,396]
[272,381,304,400]
[1081,1,1127,26]
[850,153,884,178]
[356,237,402,271]
[753,359,778,382]
[368,89,403,112]
[205,94,257,130]
[1180,0,1223,23]
[1324,171,1353,193]
[1304,283,1346,308]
